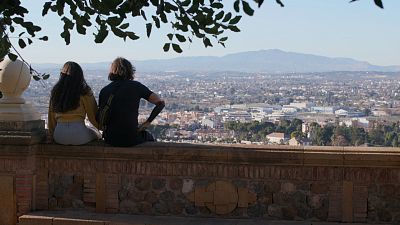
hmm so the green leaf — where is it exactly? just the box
[234,0,240,12]
[94,26,108,43]
[107,16,123,26]
[229,16,242,25]
[175,34,186,42]
[126,32,140,40]
[219,37,228,42]
[7,53,18,61]
[275,0,284,7]
[242,1,254,16]
[222,13,232,22]
[152,16,160,28]
[203,37,213,48]
[18,39,26,48]
[111,27,126,38]
[181,0,190,6]
[172,43,183,53]
[60,29,71,45]
[211,2,223,9]
[42,74,50,80]
[228,25,241,32]
[215,11,224,21]
[33,75,41,81]
[141,10,147,21]
[39,36,49,41]
[76,24,86,34]
[12,17,24,24]
[146,23,152,37]
[167,33,173,40]
[42,2,52,16]
[163,43,170,52]
[374,0,384,8]
[120,23,129,29]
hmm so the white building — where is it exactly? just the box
[266,132,289,144]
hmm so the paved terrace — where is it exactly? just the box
[19,211,390,225]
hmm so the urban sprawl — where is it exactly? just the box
[25,70,400,147]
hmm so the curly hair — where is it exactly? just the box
[50,61,91,113]
[108,57,136,81]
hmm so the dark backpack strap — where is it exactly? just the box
[98,82,123,131]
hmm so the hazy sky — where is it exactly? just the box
[16,0,400,66]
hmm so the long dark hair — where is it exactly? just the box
[50,61,91,113]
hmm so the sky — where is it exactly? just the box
[15,0,400,66]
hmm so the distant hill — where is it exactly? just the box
[34,49,400,73]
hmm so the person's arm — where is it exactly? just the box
[83,93,100,129]
[47,103,57,136]
[138,93,165,131]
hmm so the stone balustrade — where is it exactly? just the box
[0,142,399,224]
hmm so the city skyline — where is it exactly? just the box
[16,0,400,66]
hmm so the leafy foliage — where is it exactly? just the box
[1,0,385,57]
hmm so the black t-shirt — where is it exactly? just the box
[99,80,153,146]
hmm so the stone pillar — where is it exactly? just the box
[0,58,45,144]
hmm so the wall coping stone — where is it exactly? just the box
[1,141,399,168]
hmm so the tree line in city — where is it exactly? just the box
[224,119,400,147]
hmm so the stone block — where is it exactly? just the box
[127,189,144,202]
[0,120,45,145]
[281,182,295,193]
[144,191,158,204]
[264,180,280,193]
[214,190,235,205]
[238,187,257,208]
[0,175,16,225]
[19,215,53,225]
[53,218,105,225]
[194,187,213,206]
[96,173,106,213]
[134,177,150,191]
[311,182,329,194]
[151,178,165,190]
[159,191,175,202]
[186,191,195,202]
[342,181,353,222]
[168,178,183,190]
[182,179,194,194]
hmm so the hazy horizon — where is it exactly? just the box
[16,0,400,66]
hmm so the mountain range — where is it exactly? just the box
[35,49,400,73]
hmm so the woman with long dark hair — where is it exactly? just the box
[48,61,100,145]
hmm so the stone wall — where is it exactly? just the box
[0,143,400,224]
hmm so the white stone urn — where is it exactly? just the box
[0,58,40,121]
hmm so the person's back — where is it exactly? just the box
[99,80,152,146]
[98,57,165,147]
[48,62,101,145]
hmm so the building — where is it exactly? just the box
[266,132,288,144]
[289,137,312,146]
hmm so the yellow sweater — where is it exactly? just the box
[48,93,99,135]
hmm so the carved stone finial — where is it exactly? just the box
[0,58,31,104]
[0,57,45,145]
[0,58,40,121]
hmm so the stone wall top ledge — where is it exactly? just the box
[1,142,399,167]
